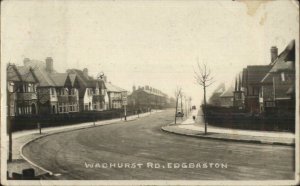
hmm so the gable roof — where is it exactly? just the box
[220,86,234,98]
[243,65,272,85]
[49,73,72,87]
[7,64,38,83]
[67,69,101,98]
[261,40,295,83]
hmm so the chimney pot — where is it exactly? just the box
[271,46,278,63]
[83,68,89,78]
[45,57,53,73]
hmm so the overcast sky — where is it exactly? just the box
[2,0,299,105]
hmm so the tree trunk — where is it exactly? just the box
[175,96,178,124]
[204,85,207,135]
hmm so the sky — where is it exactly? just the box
[2,0,299,105]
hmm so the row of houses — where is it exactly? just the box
[208,40,295,116]
[127,85,171,110]
[7,57,127,116]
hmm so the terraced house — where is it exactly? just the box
[128,85,168,110]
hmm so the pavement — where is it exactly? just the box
[162,109,295,146]
[7,111,158,178]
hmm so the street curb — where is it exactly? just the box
[161,126,295,147]
[19,113,153,177]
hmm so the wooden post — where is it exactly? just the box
[124,105,127,121]
[37,122,41,135]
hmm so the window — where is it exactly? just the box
[28,84,32,92]
[8,82,14,92]
[281,72,285,82]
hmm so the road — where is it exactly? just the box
[22,109,295,180]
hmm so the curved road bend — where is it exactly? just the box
[23,109,294,180]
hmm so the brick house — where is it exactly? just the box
[260,40,295,114]
[24,57,80,114]
[7,64,39,116]
[241,65,272,113]
[66,68,106,111]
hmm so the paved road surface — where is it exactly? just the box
[23,110,295,180]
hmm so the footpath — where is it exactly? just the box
[162,109,295,146]
[7,111,160,179]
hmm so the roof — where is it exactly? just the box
[7,64,38,83]
[105,82,127,92]
[35,68,57,86]
[69,74,77,86]
[220,86,234,98]
[243,65,272,85]
[213,83,225,93]
[67,69,105,98]
[49,73,71,87]
[262,40,295,83]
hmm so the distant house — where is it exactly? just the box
[67,68,106,112]
[105,82,127,109]
[208,83,225,106]
[260,40,295,114]
[7,64,39,116]
[127,85,168,110]
[219,86,234,108]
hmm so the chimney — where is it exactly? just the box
[133,85,136,92]
[83,68,88,78]
[145,85,149,90]
[23,58,30,66]
[271,46,278,63]
[45,57,53,73]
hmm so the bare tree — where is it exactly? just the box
[174,87,182,124]
[194,61,214,134]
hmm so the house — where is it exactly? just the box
[241,65,272,113]
[105,82,127,109]
[260,40,295,114]
[219,86,234,108]
[24,57,80,114]
[208,83,225,106]
[7,64,39,116]
[66,68,106,111]
[127,85,168,110]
